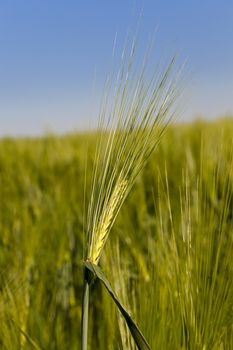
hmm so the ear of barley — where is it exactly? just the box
[85,46,181,265]
[88,177,128,264]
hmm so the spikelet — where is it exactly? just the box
[88,177,128,264]
[85,45,180,268]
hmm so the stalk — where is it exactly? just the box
[81,268,90,350]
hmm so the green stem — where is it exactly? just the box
[81,268,90,350]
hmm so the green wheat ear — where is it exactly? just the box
[85,51,180,266]
[88,176,128,264]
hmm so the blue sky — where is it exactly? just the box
[0,0,233,136]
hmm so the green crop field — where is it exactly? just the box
[0,118,232,349]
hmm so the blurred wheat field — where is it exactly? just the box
[0,118,232,349]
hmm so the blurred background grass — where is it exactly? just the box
[0,117,232,349]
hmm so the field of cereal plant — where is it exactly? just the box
[0,118,232,349]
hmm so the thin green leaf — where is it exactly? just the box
[84,260,151,350]
[11,318,44,350]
